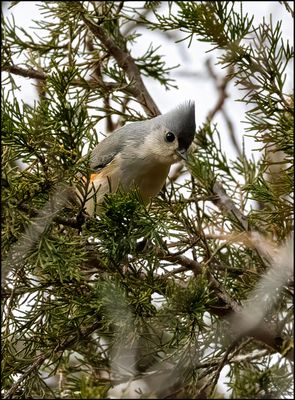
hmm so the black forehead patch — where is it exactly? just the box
[161,101,196,149]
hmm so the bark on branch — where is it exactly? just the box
[76,3,160,117]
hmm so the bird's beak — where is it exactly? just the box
[176,148,188,161]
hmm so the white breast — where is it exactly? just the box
[81,154,171,215]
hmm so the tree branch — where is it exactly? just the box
[212,181,275,265]
[2,65,46,80]
[76,2,160,117]
[206,58,242,157]
[156,249,293,362]
[3,354,47,399]
[2,320,102,399]
[2,64,134,94]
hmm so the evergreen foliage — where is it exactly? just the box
[1,1,293,398]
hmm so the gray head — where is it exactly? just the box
[136,101,196,164]
[90,101,196,171]
[157,101,195,159]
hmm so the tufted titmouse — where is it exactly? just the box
[79,101,196,215]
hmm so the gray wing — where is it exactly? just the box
[89,121,146,171]
[90,130,124,171]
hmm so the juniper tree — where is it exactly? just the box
[1,1,293,399]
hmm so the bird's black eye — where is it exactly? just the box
[165,131,175,143]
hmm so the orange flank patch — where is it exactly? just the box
[82,159,118,186]
[90,173,100,182]
[81,173,100,183]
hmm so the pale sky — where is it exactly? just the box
[3,1,294,164]
[2,2,294,397]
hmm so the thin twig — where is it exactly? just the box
[3,320,102,399]
[2,64,134,94]
[200,338,239,397]
[160,252,203,277]
[206,58,231,121]
[155,248,293,361]
[206,59,242,157]
[211,181,275,265]
[2,64,46,79]
[279,1,294,17]
[3,354,47,399]
[17,203,86,230]
[194,348,270,370]
[76,3,160,117]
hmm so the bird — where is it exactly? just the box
[78,101,196,215]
